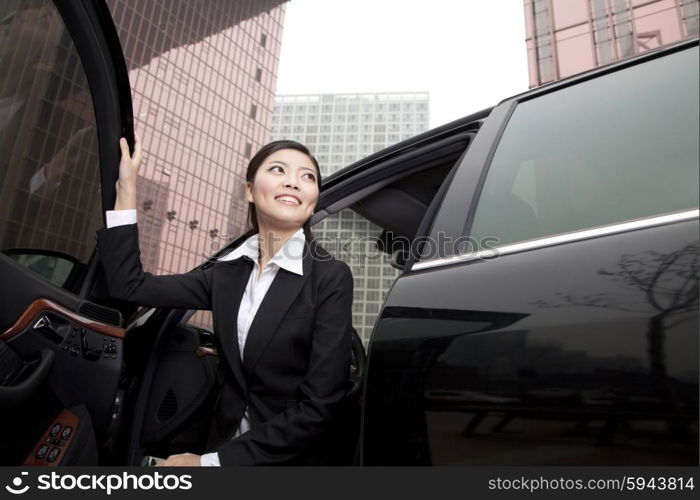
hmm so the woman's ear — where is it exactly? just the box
[244,181,254,203]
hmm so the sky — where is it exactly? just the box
[275,0,531,128]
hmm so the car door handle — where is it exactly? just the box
[0,348,55,412]
[33,315,63,343]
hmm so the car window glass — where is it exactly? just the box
[316,208,399,345]
[469,47,699,249]
[5,251,76,287]
[0,1,101,282]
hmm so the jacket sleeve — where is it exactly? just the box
[216,259,354,465]
[96,224,213,310]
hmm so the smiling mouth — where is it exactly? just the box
[275,195,301,205]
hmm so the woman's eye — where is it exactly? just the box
[303,173,315,181]
[270,166,283,173]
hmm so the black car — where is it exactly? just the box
[0,1,697,466]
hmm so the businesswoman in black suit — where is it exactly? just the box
[97,135,354,466]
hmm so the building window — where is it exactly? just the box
[533,0,555,83]
[260,33,267,48]
[590,0,613,64]
[681,0,700,36]
[255,67,262,82]
[611,0,634,58]
[250,104,257,120]
[244,142,252,158]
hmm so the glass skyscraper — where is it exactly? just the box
[105,0,287,328]
[105,0,287,276]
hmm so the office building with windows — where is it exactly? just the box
[105,0,287,276]
[525,0,699,87]
[271,92,430,342]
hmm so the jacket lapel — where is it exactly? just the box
[213,257,253,393]
[242,241,312,376]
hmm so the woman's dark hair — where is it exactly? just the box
[245,140,321,242]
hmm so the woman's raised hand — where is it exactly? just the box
[114,133,142,211]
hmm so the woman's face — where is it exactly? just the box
[246,148,319,231]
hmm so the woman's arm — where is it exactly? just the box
[97,224,213,310]
[216,260,354,465]
[97,136,213,310]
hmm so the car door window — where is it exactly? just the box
[0,1,100,284]
[468,47,699,248]
[315,208,399,344]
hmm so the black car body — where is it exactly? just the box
[353,39,699,465]
[0,1,697,466]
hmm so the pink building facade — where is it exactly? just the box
[106,1,288,329]
[524,0,699,87]
[105,1,287,277]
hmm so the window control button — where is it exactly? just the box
[60,426,73,440]
[36,445,49,459]
[49,424,62,437]
[47,447,60,462]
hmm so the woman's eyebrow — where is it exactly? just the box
[269,161,314,173]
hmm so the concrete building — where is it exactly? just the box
[525,0,699,87]
[271,92,430,342]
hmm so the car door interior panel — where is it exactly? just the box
[0,255,125,465]
[138,324,218,450]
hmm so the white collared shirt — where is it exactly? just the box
[217,226,305,363]
[105,209,305,466]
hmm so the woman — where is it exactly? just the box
[97,135,354,466]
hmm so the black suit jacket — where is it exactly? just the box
[96,224,353,465]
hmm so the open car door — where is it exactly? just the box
[0,0,133,465]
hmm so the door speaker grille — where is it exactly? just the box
[156,389,178,422]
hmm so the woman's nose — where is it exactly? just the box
[283,177,300,190]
